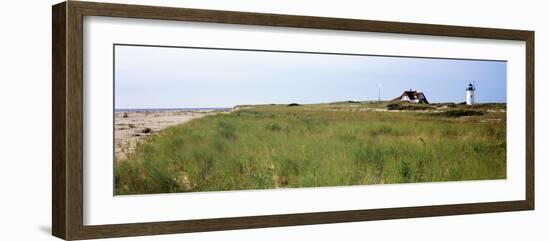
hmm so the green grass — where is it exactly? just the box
[115,103,506,195]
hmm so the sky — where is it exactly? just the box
[114,45,507,109]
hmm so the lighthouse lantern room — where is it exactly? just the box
[466,82,475,105]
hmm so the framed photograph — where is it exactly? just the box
[52,1,534,240]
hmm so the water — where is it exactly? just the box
[115,107,231,113]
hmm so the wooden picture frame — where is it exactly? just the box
[52,1,534,240]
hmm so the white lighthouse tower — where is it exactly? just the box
[466,82,475,105]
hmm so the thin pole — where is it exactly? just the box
[378,84,381,103]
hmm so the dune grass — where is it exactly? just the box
[115,103,506,195]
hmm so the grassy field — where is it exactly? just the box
[115,102,506,195]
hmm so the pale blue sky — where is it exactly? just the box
[115,45,506,109]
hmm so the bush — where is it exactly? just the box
[386,103,405,110]
[386,103,433,111]
[287,103,301,106]
[438,109,483,117]
[404,105,433,110]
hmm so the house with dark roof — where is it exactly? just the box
[393,89,429,104]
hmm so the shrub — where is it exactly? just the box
[386,103,404,110]
[403,105,433,110]
[438,109,483,117]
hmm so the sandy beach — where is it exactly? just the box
[114,110,228,161]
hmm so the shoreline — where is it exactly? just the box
[114,109,229,161]
[115,107,231,113]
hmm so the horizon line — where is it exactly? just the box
[115,100,507,109]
